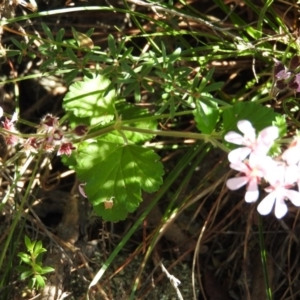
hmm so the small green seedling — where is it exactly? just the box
[17,235,54,289]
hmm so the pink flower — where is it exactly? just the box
[225,120,278,163]
[275,68,291,80]
[38,114,60,137]
[5,134,20,145]
[22,137,38,156]
[2,112,20,145]
[41,114,60,129]
[57,142,76,156]
[42,142,55,153]
[226,154,274,203]
[257,164,300,218]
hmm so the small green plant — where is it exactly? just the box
[17,236,54,289]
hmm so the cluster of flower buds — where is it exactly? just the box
[225,120,300,219]
[0,106,84,157]
[274,56,300,92]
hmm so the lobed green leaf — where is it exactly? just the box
[74,139,164,221]
[63,74,116,125]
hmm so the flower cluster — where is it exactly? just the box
[36,114,76,156]
[225,120,300,219]
[274,56,300,92]
[0,107,78,157]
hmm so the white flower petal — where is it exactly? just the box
[282,146,300,166]
[265,165,285,186]
[224,131,244,145]
[0,106,3,118]
[255,126,278,155]
[274,198,288,219]
[258,126,279,143]
[226,176,248,190]
[237,120,256,141]
[284,165,298,184]
[285,189,300,207]
[228,147,251,163]
[257,192,276,215]
[229,161,249,173]
[245,179,259,203]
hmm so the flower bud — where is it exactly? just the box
[73,124,88,136]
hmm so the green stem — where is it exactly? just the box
[120,125,220,140]
[121,110,195,124]
[255,95,273,104]
[74,121,228,152]
[81,124,116,140]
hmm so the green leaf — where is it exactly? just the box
[273,115,287,137]
[222,102,280,133]
[33,242,46,256]
[140,65,153,77]
[35,274,46,288]
[82,68,94,79]
[203,81,224,93]
[64,69,79,85]
[108,34,117,57]
[40,266,55,274]
[11,37,24,50]
[65,47,78,63]
[56,28,65,43]
[6,50,21,57]
[20,270,34,280]
[28,52,36,59]
[74,140,164,221]
[63,74,116,125]
[33,264,43,273]
[115,101,157,142]
[24,235,32,251]
[168,47,182,64]
[17,54,23,64]
[29,277,36,289]
[71,27,80,47]
[33,240,43,252]
[82,52,95,65]
[121,62,137,78]
[85,28,95,37]
[18,252,31,264]
[16,265,30,273]
[41,23,54,41]
[122,82,136,97]
[193,99,219,134]
[134,84,141,102]
[121,47,133,60]
[198,68,214,93]
[39,57,56,70]
[142,80,155,93]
